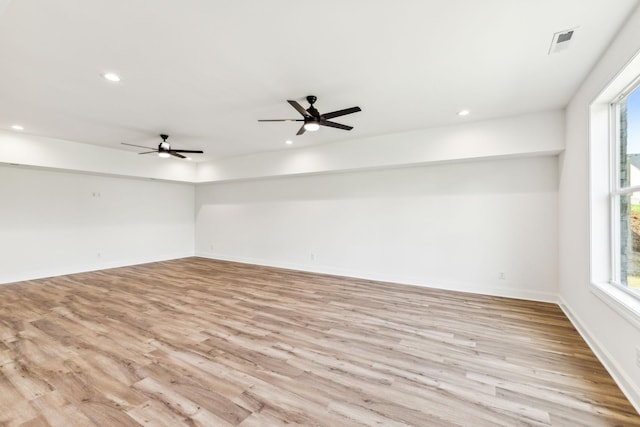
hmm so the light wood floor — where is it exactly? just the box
[0,258,638,426]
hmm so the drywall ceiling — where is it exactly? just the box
[0,0,637,162]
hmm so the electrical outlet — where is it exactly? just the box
[499,272,506,280]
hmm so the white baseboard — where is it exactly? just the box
[194,251,558,303]
[559,296,640,415]
[0,251,195,285]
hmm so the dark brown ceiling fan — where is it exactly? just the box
[122,134,203,159]
[259,95,361,135]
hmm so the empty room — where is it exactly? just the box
[2,0,640,425]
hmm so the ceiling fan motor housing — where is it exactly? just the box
[159,134,170,151]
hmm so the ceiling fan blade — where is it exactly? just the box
[122,142,155,150]
[296,124,306,135]
[288,100,312,118]
[258,119,304,122]
[171,149,204,153]
[319,120,353,131]
[322,106,362,120]
[138,150,158,155]
[168,151,186,159]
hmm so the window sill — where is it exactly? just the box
[590,282,640,331]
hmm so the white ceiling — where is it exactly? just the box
[0,0,637,162]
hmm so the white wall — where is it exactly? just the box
[196,156,558,302]
[0,164,195,284]
[559,5,640,411]
[196,109,564,183]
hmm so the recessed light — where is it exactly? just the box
[11,125,24,131]
[285,140,293,145]
[457,110,470,116]
[102,72,121,82]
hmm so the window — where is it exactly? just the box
[588,53,640,325]
[612,83,640,295]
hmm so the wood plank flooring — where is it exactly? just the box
[0,257,638,426]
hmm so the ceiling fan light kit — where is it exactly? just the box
[303,122,320,132]
[259,95,361,136]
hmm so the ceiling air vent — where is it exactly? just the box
[548,28,577,55]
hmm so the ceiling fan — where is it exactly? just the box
[259,95,361,135]
[122,134,203,159]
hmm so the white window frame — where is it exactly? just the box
[610,102,622,286]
